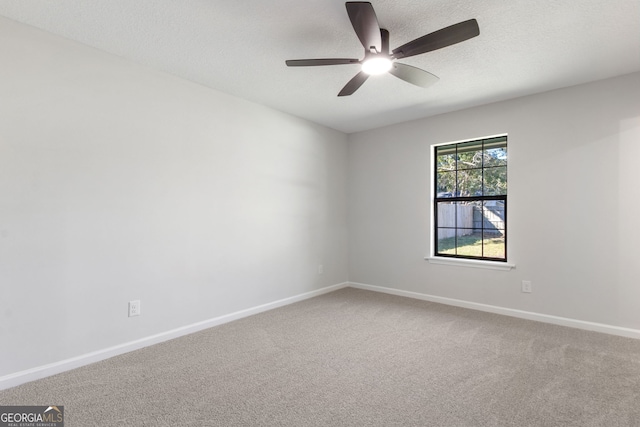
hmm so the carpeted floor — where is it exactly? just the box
[2,287,640,426]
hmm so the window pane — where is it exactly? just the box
[436,145,457,172]
[436,202,475,228]
[436,230,456,254]
[436,202,456,227]
[457,169,482,197]
[436,151,457,172]
[437,229,482,256]
[457,141,483,169]
[482,201,505,231]
[436,171,456,197]
[483,166,507,195]
[457,202,474,229]
[455,232,483,257]
[484,146,507,167]
[469,200,483,232]
[483,233,505,259]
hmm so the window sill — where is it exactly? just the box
[425,256,515,271]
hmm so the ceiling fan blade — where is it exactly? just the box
[346,2,382,52]
[392,19,479,59]
[338,71,370,96]
[388,63,439,88]
[286,58,360,67]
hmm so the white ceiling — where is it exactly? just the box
[1,0,638,133]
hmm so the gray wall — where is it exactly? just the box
[348,72,640,330]
[0,17,348,377]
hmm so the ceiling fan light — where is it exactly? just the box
[362,57,392,75]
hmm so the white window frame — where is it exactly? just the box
[426,134,515,271]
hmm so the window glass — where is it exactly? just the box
[434,136,507,262]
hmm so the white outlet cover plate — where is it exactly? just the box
[128,300,141,317]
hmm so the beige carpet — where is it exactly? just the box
[2,287,640,426]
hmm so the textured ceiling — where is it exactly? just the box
[1,0,639,133]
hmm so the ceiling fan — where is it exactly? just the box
[285,2,479,96]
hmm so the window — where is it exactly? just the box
[434,136,507,262]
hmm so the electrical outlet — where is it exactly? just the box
[521,281,532,293]
[128,300,141,317]
[318,265,324,274]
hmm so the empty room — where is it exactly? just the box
[1,0,639,426]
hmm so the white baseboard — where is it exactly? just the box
[0,282,350,391]
[348,282,640,340]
